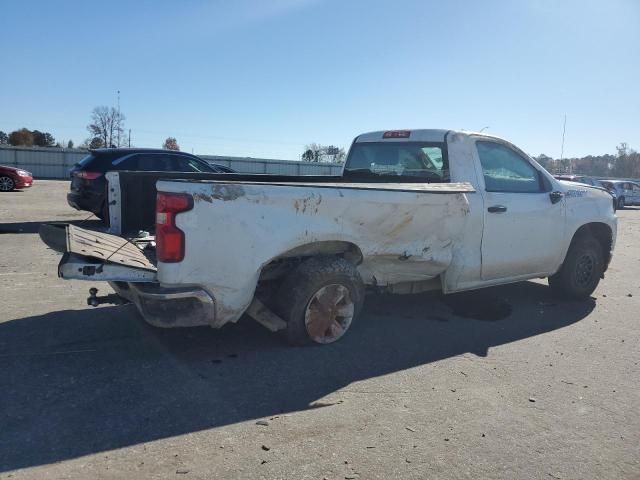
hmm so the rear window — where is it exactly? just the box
[76,154,113,172]
[77,154,95,167]
[344,142,449,182]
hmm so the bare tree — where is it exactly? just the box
[87,106,126,148]
[162,137,180,151]
[302,143,345,163]
[324,145,346,163]
[302,143,321,161]
[614,142,640,178]
[89,137,105,149]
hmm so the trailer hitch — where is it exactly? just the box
[87,287,124,307]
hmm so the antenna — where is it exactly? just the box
[479,126,489,133]
[560,114,567,172]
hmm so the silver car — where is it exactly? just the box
[601,180,640,209]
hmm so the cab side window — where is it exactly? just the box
[476,141,544,193]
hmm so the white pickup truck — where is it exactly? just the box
[42,130,617,345]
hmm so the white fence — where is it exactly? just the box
[0,147,343,179]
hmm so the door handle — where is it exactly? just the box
[488,205,507,213]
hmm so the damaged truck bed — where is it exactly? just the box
[42,129,617,346]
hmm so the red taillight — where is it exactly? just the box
[156,192,193,263]
[383,130,411,139]
[76,171,103,180]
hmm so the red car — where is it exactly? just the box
[0,165,33,191]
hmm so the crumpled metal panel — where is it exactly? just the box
[66,225,157,271]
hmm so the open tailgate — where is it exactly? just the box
[40,224,157,282]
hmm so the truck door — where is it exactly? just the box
[475,140,565,281]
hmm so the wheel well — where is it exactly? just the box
[258,241,363,283]
[572,223,613,271]
[274,241,363,264]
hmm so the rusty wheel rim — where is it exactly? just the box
[304,284,354,344]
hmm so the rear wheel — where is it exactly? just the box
[277,256,365,346]
[0,176,15,192]
[548,235,604,299]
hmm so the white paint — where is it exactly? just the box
[158,181,473,325]
[59,255,157,282]
[157,130,616,326]
[54,130,618,329]
[106,171,122,235]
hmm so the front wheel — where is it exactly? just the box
[277,256,365,346]
[548,236,604,299]
[0,176,15,192]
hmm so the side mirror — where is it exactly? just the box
[549,191,564,204]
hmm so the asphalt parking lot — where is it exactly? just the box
[1,180,639,479]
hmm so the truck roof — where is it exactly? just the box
[354,129,502,143]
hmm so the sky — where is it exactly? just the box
[0,0,638,160]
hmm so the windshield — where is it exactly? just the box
[344,142,449,182]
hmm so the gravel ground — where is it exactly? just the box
[1,180,639,479]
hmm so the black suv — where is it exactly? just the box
[67,148,234,219]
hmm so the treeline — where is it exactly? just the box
[535,143,639,179]
[0,128,74,149]
[301,143,346,163]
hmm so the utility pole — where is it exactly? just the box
[128,129,131,147]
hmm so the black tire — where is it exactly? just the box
[0,176,15,192]
[277,256,365,346]
[618,196,625,209]
[548,235,604,299]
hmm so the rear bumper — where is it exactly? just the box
[67,191,103,213]
[110,282,216,328]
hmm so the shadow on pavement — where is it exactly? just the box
[0,219,103,235]
[0,281,595,472]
